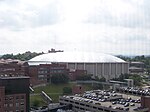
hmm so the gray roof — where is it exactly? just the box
[29,52,125,63]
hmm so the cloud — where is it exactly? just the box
[0,0,62,30]
[0,0,150,55]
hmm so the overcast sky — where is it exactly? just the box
[0,0,150,55]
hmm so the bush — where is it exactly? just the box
[51,74,69,84]
[63,87,72,95]
[76,74,92,81]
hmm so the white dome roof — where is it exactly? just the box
[29,52,125,63]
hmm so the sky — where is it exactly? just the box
[0,0,150,55]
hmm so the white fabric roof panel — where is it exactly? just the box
[29,52,125,63]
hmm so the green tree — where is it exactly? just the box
[63,87,72,95]
[99,77,106,82]
[51,74,69,84]
[0,51,44,61]
[129,74,142,86]
[113,73,129,82]
[76,74,92,81]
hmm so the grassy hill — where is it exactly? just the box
[30,83,93,107]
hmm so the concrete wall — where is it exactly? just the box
[66,62,129,80]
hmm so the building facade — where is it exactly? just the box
[0,77,30,112]
[65,62,129,80]
[29,63,69,85]
[129,62,145,74]
[0,59,29,77]
[29,52,129,81]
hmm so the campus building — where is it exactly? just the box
[28,63,69,85]
[0,59,29,77]
[29,51,129,81]
[0,77,30,112]
[129,62,145,74]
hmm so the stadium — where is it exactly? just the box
[29,51,129,80]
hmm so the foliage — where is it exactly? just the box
[113,73,142,86]
[99,77,106,82]
[118,55,150,74]
[113,73,129,82]
[76,74,92,81]
[51,74,69,84]
[32,99,40,107]
[92,83,103,90]
[129,74,142,86]
[63,87,72,95]
[94,76,106,82]
[0,51,44,61]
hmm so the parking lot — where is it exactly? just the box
[60,89,148,112]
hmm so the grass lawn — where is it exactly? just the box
[30,95,46,107]
[30,83,93,106]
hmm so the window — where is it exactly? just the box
[16,103,19,107]
[5,97,9,101]
[20,102,24,106]
[9,96,14,100]
[16,96,19,100]
[21,96,24,99]
[4,103,8,107]
[9,103,13,107]
[20,110,24,112]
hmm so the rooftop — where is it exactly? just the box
[60,90,147,112]
[30,52,125,63]
[0,76,30,80]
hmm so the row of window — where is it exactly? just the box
[4,102,24,107]
[5,109,24,112]
[5,95,24,101]
[38,70,65,74]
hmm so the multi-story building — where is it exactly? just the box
[0,59,29,77]
[38,63,69,83]
[28,63,69,85]
[129,62,145,74]
[0,77,30,112]
[141,96,150,112]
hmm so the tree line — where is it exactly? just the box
[0,51,44,61]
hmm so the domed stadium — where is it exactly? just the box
[29,52,129,80]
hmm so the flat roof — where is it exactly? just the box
[0,76,30,80]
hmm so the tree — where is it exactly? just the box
[113,73,129,82]
[51,74,69,84]
[99,77,106,82]
[0,51,44,61]
[63,87,72,95]
[76,74,92,81]
[129,74,142,86]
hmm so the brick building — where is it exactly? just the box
[0,59,29,77]
[72,85,84,94]
[0,77,30,112]
[69,69,87,81]
[28,63,69,85]
[141,96,150,112]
